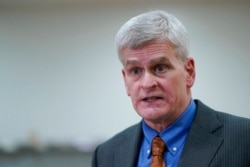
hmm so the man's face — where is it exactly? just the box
[121,41,195,127]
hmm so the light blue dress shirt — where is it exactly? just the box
[137,99,196,167]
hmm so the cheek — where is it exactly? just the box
[161,75,185,95]
[128,84,138,97]
[130,92,140,111]
[123,75,133,96]
[125,80,138,97]
[126,83,140,104]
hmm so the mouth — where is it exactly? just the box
[142,96,164,102]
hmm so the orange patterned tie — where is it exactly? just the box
[150,136,166,167]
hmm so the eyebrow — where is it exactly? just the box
[125,56,171,67]
[125,59,140,67]
[149,57,171,65]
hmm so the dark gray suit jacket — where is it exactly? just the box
[92,100,250,167]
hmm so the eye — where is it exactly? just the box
[155,64,167,72]
[130,67,142,75]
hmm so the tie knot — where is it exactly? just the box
[151,137,166,156]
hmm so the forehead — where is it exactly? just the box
[121,41,177,66]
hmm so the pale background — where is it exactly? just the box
[0,0,249,151]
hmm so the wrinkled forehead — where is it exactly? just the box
[120,41,180,66]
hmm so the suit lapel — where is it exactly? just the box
[114,123,143,167]
[178,100,223,167]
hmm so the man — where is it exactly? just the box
[92,10,250,167]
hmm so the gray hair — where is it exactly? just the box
[115,10,189,63]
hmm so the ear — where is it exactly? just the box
[122,69,130,96]
[185,57,196,88]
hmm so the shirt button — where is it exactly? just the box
[173,147,177,152]
[147,149,150,154]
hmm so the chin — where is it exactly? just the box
[138,108,165,119]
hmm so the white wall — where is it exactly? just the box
[0,1,249,149]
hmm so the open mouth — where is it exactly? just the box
[142,96,163,102]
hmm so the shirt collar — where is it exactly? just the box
[142,99,196,156]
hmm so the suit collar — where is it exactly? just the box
[114,122,143,167]
[178,100,223,166]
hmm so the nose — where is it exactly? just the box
[140,72,157,90]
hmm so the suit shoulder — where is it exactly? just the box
[215,110,250,132]
[195,99,250,133]
[97,122,142,149]
[92,123,143,166]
